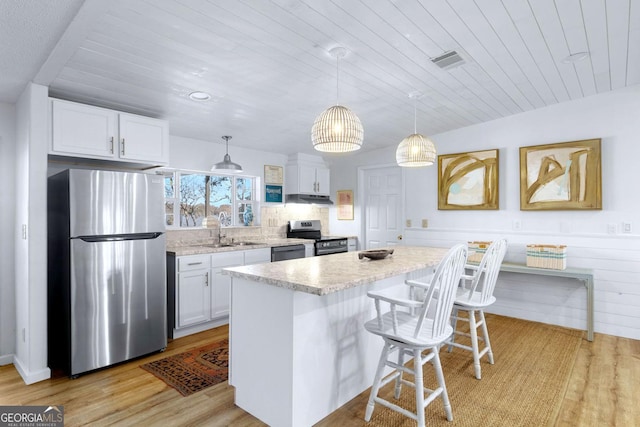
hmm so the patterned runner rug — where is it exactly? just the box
[141,339,228,396]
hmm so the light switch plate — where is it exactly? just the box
[422,219,428,228]
[607,223,617,234]
[623,222,632,233]
[406,219,412,227]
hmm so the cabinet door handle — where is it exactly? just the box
[121,138,125,155]
[205,272,209,286]
[187,262,203,266]
[110,137,114,154]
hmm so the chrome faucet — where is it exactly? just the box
[218,212,228,243]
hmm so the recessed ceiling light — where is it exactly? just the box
[562,52,589,64]
[189,91,211,101]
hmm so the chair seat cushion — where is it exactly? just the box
[364,311,453,347]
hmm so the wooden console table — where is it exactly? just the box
[499,262,594,341]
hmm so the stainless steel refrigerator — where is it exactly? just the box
[48,169,167,377]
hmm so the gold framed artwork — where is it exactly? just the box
[264,165,283,184]
[520,138,602,210]
[438,149,499,210]
[336,190,354,220]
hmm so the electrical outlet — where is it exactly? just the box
[422,219,428,228]
[406,219,412,228]
[623,222,632,233]
[512,220,522,231]
[607,223,617,234]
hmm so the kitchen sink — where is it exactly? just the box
[201,241,262,248]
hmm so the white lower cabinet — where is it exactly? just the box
[173,248,272,337]
[211,252,244,319]
[244,247,271,265]
[348,237,357,252]
[176,254,211,328]
[304,243,315,257]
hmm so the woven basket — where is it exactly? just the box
[526,244,567,270]
[468,241,492,265]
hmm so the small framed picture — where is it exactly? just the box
[337,190,354,220]
[264,165,283,185]
[265,184,283,203]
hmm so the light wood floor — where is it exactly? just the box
[0,319,638,426]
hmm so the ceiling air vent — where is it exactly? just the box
[431,50,465,70]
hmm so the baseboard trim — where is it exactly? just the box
[172,317,228,339]
[13,356,51,385]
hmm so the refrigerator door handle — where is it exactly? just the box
[76,232,163,243]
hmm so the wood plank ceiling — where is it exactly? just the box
[22,1,640,155]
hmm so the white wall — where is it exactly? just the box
[329,84,640,341]
[0,103,16,364]
[168,135,288,186]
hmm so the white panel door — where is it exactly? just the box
[298,165,317,194]
[177,270,211,328]
[315,167,330,195]
[51,99,117,159]
[118,113,169,164]
[364,166,403,249]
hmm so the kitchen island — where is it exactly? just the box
[224,246,448,427]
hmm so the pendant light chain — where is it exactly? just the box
[413,95,417,134]
[336,52,340,105]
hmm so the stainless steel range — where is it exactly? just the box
[287,220,348,256]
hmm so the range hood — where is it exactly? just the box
[285,194,334,205]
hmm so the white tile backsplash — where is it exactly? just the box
[167,205,329,246]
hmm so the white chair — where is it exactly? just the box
[364,244,468,427]
[447,239,508,379]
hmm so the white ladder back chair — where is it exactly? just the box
[364,244,468,427]
[417,244,468,339]
[448,239,507,380]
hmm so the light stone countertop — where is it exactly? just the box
[166,238,311,256]
[223,246,449,296]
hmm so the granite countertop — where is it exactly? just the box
[167,238,311,256]
[223,246,449,296]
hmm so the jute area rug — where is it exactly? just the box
[364,314,582,427]
[141,338,228,396]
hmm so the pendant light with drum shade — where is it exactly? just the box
[311,47,363,153]
[396,92,437,167]
[211,136,243,173]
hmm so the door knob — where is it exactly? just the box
[397,235,403,240]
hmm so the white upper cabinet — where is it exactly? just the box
[118,113,169,163]
[50,99,169,166]
[51,99,118,158]
[314,167,330,195]
[285,153,331,196]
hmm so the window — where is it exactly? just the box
[162,171,258,228]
